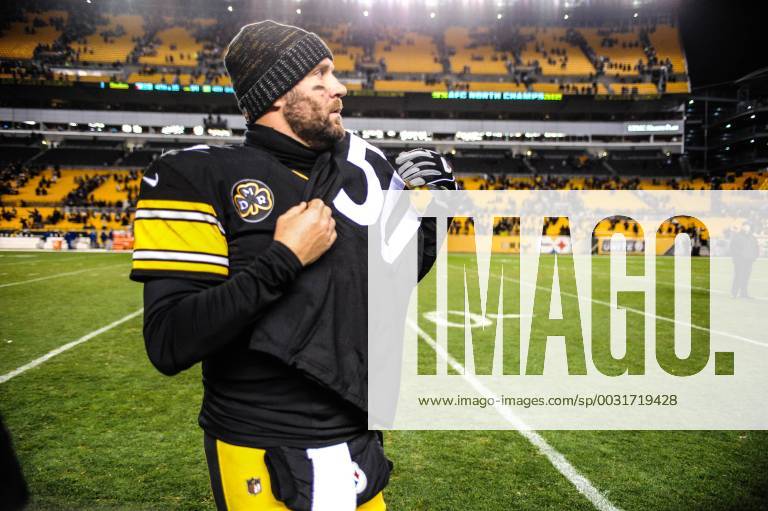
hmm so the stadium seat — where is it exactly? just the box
[664,81,690,94]
[446,26,509,75]
[530,83,561,93]
[467,81,526,92]
[374,80,446,92]
[518,27,596,76]
[76,15,144,64]
[649,24,687,74]
[374,31,443,74]
[138,26,203,67]
[617,82,659,94]
[580,28,645,76]
[0,11,67,60]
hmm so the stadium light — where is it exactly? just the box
[162,125,185,135]
[430,12,436,18]
[497,13,503,19]
[563,14,569,20]
[633,12,638,18]
[750,114,756,119]
[362,130,384,139]
[750,139,755,143]
[456,131,483,142]
[363,10,369,16]
[725,123,731,128]
[688,99,694,105]
[296,8,301,14]
[227,5,233,12]
[86,0,91,3]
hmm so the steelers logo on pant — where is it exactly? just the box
[352,462,367,494]
[232,179,274,223]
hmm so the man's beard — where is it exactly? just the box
[283,90,345,150]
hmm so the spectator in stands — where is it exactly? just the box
[730,224,760,299]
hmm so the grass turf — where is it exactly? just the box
[1,251,766,510]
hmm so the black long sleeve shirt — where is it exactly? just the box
[133,126,436,447]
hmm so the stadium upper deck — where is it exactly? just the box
[0,2,689,96]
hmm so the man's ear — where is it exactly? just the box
[272,96,287,109]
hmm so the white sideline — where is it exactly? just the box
[0,256,99,267]
[447,263,768,348]
[408,320,622,511]
[0,263,127,288]
[0,308,144,384]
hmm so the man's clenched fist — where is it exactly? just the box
[274,199,337,266]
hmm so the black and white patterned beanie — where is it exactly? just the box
[224,20,333,123]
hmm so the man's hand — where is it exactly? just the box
[274,199,337,266]
[395,149,457,190]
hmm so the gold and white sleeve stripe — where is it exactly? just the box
[132,199,229,277]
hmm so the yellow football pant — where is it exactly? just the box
[205,435,386,511]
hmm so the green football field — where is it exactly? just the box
[0,251,766,510]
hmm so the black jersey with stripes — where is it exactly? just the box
[129,125,435,448]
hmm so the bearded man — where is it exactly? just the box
[130,20,454,511]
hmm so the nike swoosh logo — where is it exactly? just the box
[142,173,159,187]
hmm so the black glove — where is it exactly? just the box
[394,149,457,190]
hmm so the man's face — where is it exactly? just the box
[282,58,347,150]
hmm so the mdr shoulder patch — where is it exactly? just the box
[231,179,274,223]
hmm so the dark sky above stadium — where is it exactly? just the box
[679,0,765,88]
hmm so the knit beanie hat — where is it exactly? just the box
[224,20,333,122]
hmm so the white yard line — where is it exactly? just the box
[0,258,42,266]
[0,308,143,384]
[448,263,768,348]
[408,320,622,511]
[0,254,127,267]
[587,264,768,299]
[0,263,127,288]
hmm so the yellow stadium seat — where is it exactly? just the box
[375,31,442,74]
[374,80,446,92]
[665,81,690,94]
[467,81,526,92]
[580,28,645,76]
[518,27,596,76]
[0,11,66,60]
[530,83,561,93]
[77,14,144,64]
[446,26,509,75]
[341,81,363,91]
[138,26,202,67]
[649,24,687,74]
[615,82,658,94]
